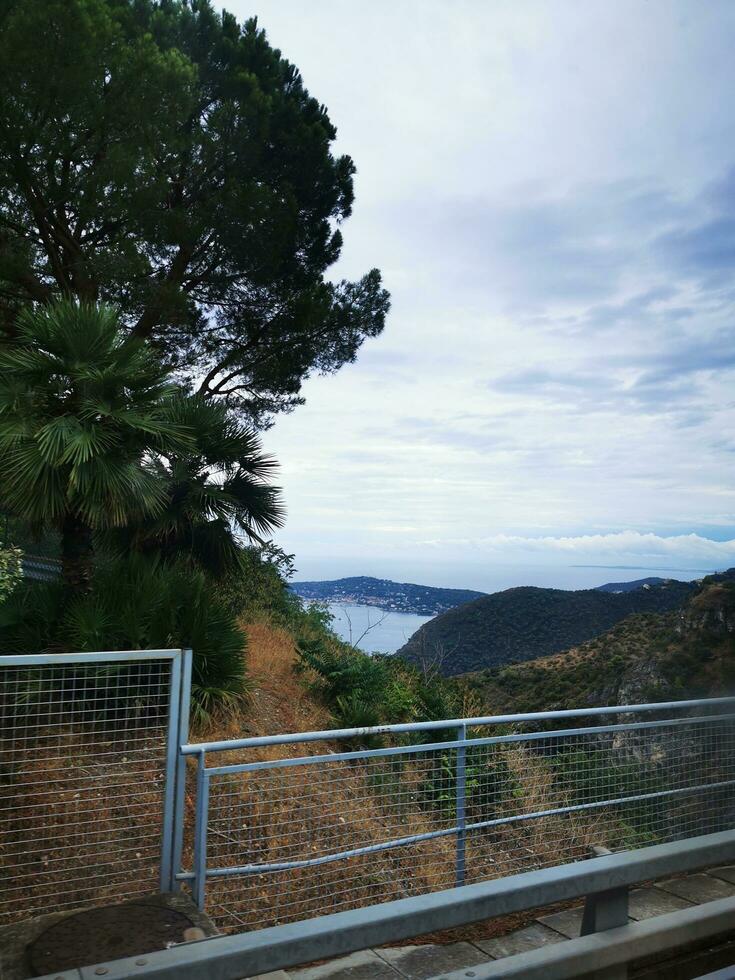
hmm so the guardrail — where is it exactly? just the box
[177,698,735,932]
[39,829,735,979]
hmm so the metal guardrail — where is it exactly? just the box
[21,554,62,581]
[4,652,735,976]
[434,896,735,980]
[37,829,735,979]
[177,698,735,932]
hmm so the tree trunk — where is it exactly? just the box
[61,511,94,593]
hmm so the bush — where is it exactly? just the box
[0,556,249,723]
[220,543,301,623]
[551,747,664,846]
[418,743,517,821]
[295,614,463,743]
[0,546,23,602]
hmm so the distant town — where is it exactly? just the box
[289,575,486,617]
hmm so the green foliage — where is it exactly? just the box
[294,612,462,743]
[465,611,680,714]
[219,543,300,621]
[0,545,23,601]
[0,300,189,588]
[0,0,389,424]
[467,582,735,718]
[399,583,696,677]
[551,747,665,847]
[418,743,517,822]
[0,556,249,723]
[297,638,412,740]
[114,396,285,576]
[0,300,284,587]
[0,300,186,527]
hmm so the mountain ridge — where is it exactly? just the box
[463,574,735,713]
[396,579,697,675]
[290,573,695,618]
[290,575,486,616]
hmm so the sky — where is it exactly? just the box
[229,0,735,587]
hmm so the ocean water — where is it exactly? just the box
[292,559,716,595]
[321,563,716,655]
[327,603,432,655]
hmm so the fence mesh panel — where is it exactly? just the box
[194,708,735,932]
[0,654,176,924]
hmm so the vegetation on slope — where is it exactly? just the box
[398,579,696,677]
[0,0,390,721]
[0,302,287,719]
[6,549,728,935]
[464,577,735,714]
[193,613,623,932]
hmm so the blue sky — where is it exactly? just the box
[229,0,735,583]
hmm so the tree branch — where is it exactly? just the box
[131,243,194,338]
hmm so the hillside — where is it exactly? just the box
[463,577,735,714]
[197,616,554,942]
[290,575,486,616]
[595,576,669,593]
[397,579,696,676]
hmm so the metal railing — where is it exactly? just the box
[0,649,188,924]
[39,829,735,980]
[178,697,735,932]
[0,509,62,580]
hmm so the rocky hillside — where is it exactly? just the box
[397,578,697,676]
[463,576,735,713]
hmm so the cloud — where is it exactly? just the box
[402,530,732,572]
[473,531,735,564]
[221,1,735,578]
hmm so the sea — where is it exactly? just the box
[321,563,716,655]
[326,603,432,655]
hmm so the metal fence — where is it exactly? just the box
[0,649,187,925]
[179,698,735,932]
[0,509,62,580]
[50,831,735,980]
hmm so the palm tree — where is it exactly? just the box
[0,300,190,590]
[122,396,286,577]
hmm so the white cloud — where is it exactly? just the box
[224,1,735,579]
[470,531,735,563]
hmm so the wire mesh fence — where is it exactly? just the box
[0,650,183,925]
[183,701,735,932]
[0,510,62,581]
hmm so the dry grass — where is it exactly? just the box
[0,727,167,926]
[185,627,623,933]
[0,623,638,943]
[194,617,330,746]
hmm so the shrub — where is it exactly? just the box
[418,743,517,821]
[0,556,249,723]
[295,616,463,743]
[551,747,665,846]
[0,546,23,602]
[220,544,301,622]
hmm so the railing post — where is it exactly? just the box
[169,647,193,893]
[581,885,629,980]
[159,649,182,892]
[193,749,209,910]
[455,722,467,888]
